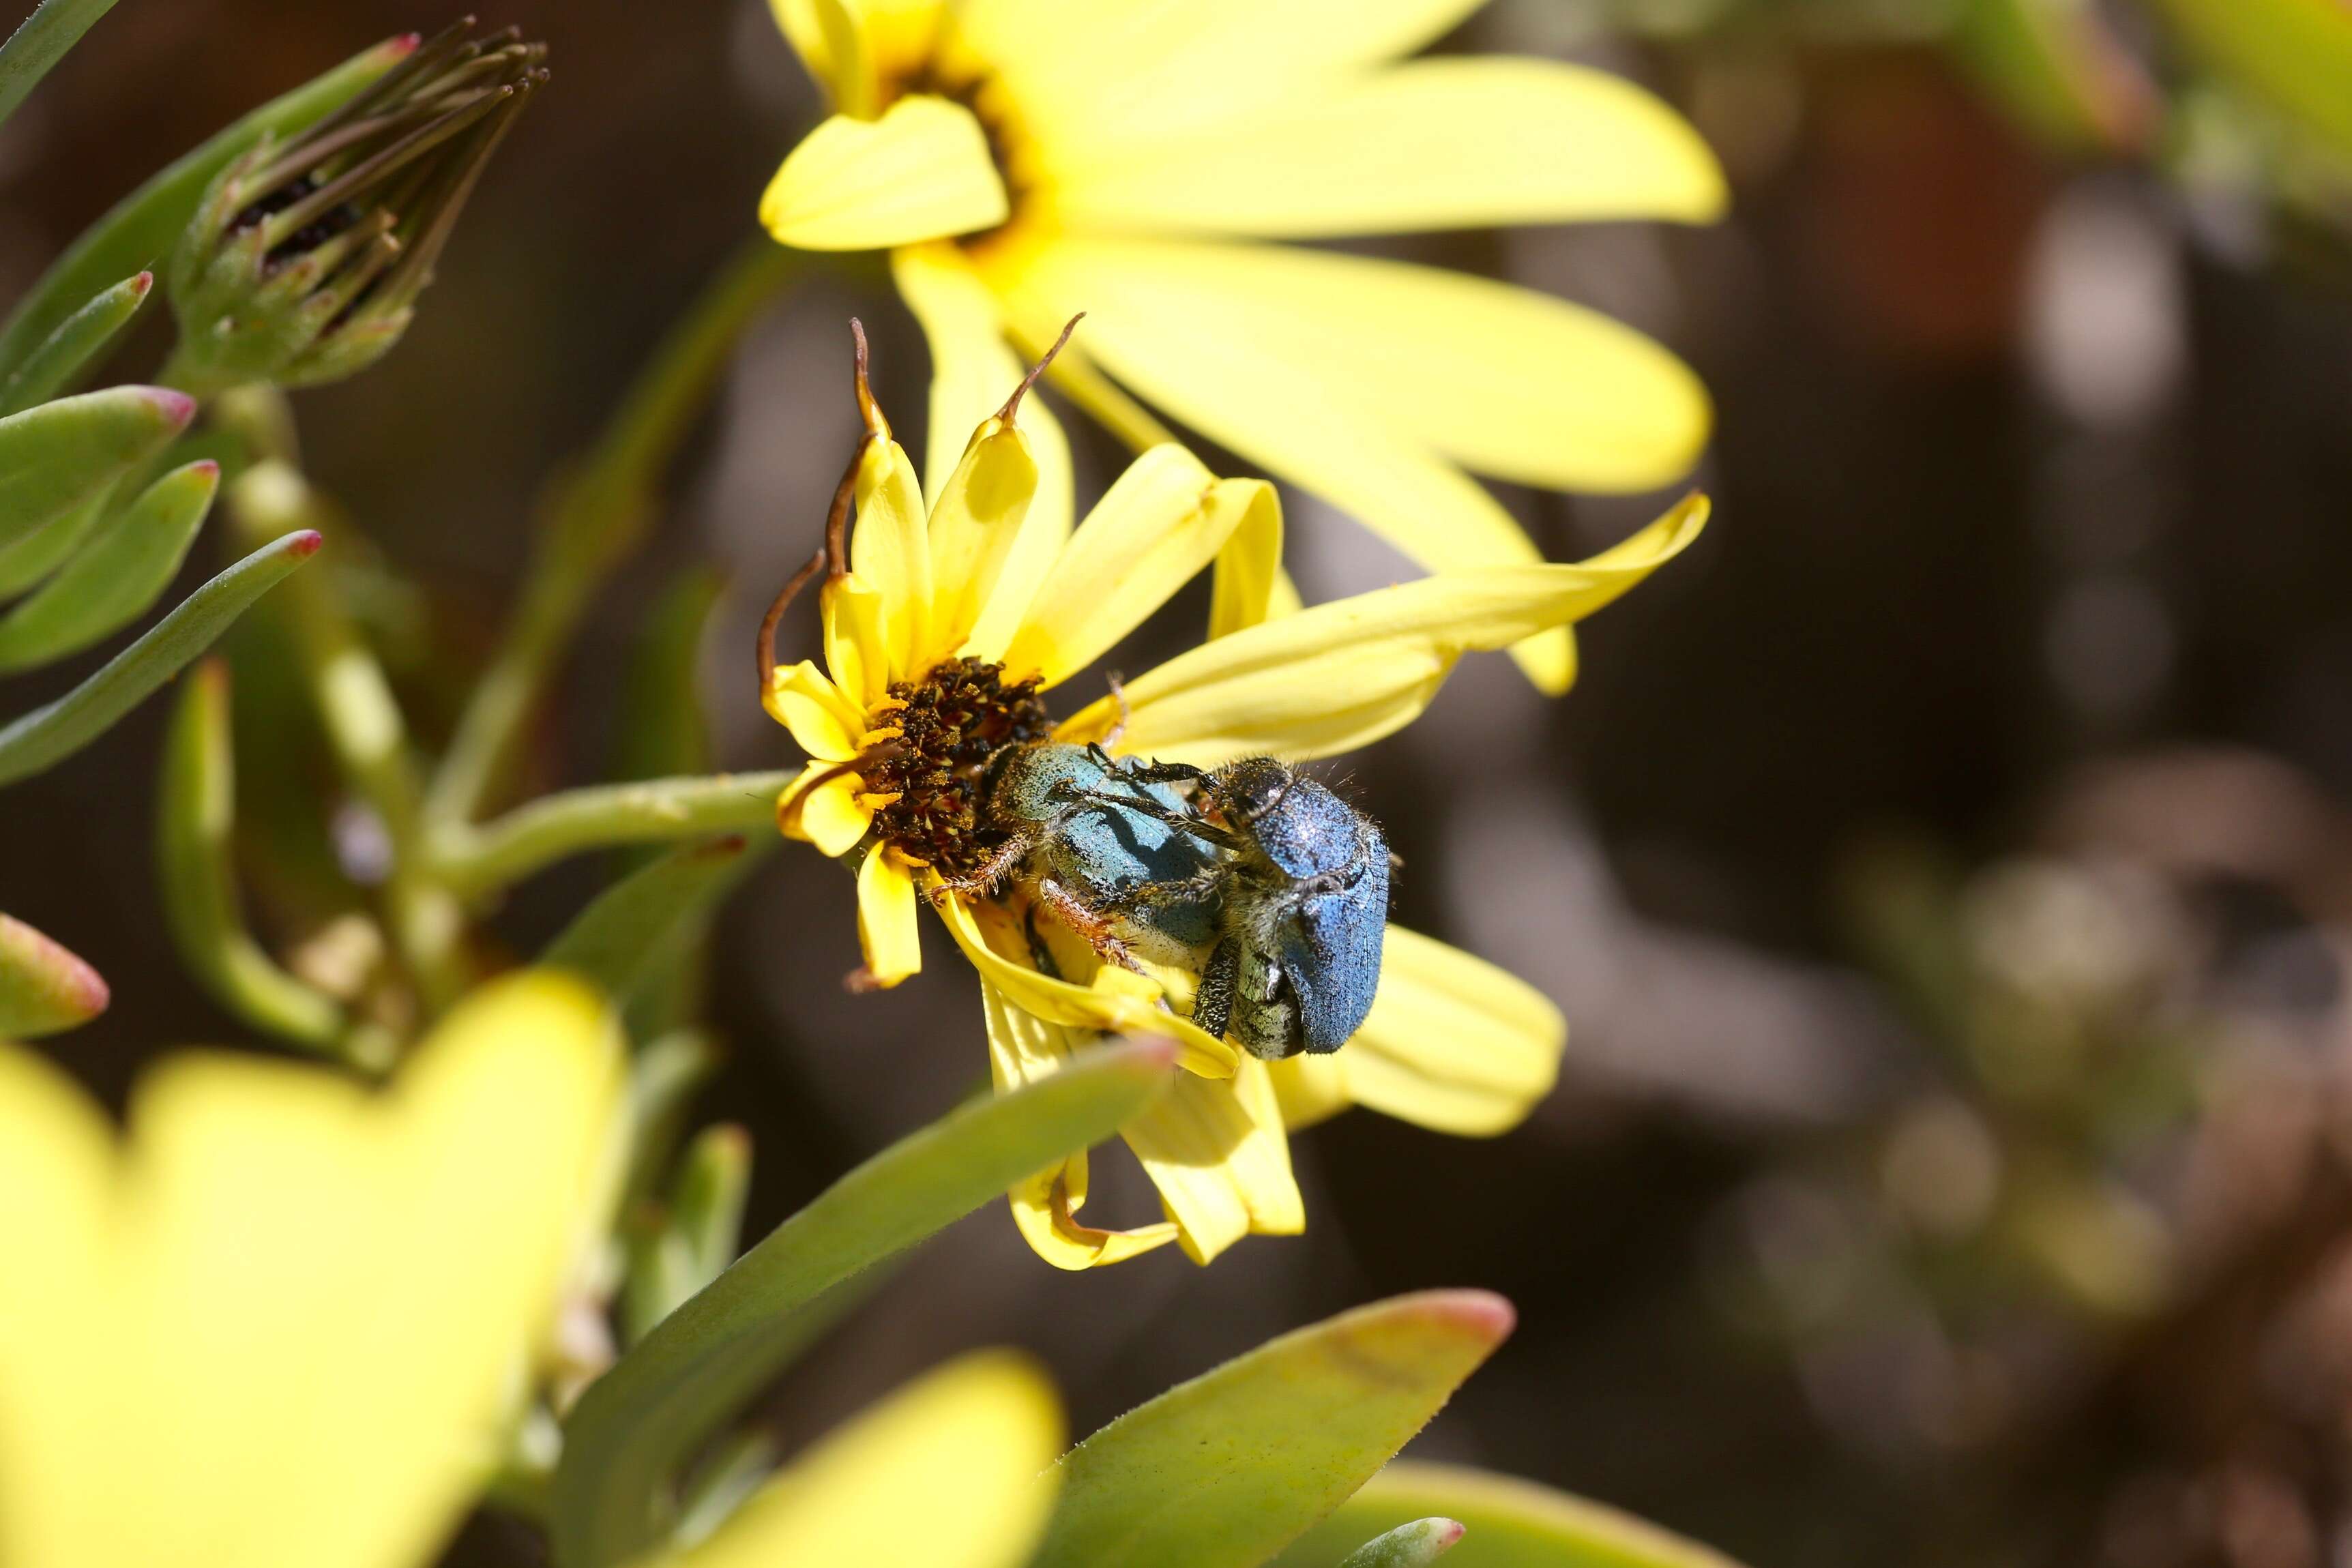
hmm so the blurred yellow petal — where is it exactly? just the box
[765,660,862,759]
[965,0,1484,154]
[1123,1057,1304,1264]
[892,246,1078,663]
[779,762,874,857]
[760,98,1008,251]
[769,0,945,111]
[940,892,1237,1078]
[1053,60,1726,237]
[981,980,1181,1269]
[0,973,619,1568]
[821,572,891,709]
[1059,496,1708,765]
[1345,928,1564,1136]
[1207,478,1286,640]
[1001,445,1273,685]
[849,439,932,680]
[1267,1052,1350,1132]
[995,237,1711,497]
[856,850,924,986]
[675,1352,1061,1568]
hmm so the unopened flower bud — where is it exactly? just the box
[166,19,546,394]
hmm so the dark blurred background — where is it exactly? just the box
[7,1,2352,1565]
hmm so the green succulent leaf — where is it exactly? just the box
[0,910,107,1037]
[1339,1518,1469,1568]
[0,0,121,132]
[0,385,192,553]
[0,35,409,384]
[551,1037,1179,1568]
[1273,1462,1748,1568]
[0,490,104,602]
[0,459,219,671]
[2149,0,2352,166]
[156,658,370,1064]
[623,1122,753,1346]
[0,527,318,787]
[1029,1292,1516,1568]
[541,833,758,1016]
[0,271,153,418]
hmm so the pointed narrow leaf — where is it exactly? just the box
[1340,1519,1468,1568]
[0,490,104,601]
[0,271,151,417]
[0,386,192,552]
[156,660,362,1060]
[552,1037,1178,1568]
[0,35,409,382]
[0,911,106,1037]
[542,835,753,1014]
[1029,1292,1516,1568]
[0,460,218,670]
[1272,1462,1750,1568]
[0,0,120,130]
[0,529,319,786]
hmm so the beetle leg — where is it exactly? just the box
[1072,786,1243,850]
[1119,758,1211,787]
[1035,876,1144,972]
[1192,935,1240,1039]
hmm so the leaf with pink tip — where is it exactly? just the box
[1028,1291,1516,1568]
[0,911,106,1037]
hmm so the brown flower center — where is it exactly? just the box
[864,657,1051,875]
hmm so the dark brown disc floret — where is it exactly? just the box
[863,657,1052,876]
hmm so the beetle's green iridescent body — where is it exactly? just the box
[954,743,1388,1061]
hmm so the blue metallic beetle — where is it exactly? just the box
[1111,756,1390,1059]
[943,744,1390,1060]
[941,741,1223,970]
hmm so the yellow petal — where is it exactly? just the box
[760,98,1008,252]
[980,980,1181,1269]
[1121,1058,1304,1265]
[1267,1053,1351,1131]
[821,572,891,709]
[1053,59,1726,237]
[855,850,924,987]
[964,0,1484,156]
[849,438,932,680]
[765,660,863,760]
[893,245,1077,664]
[1059,496,1709,765]
[993,236,1711,497]
[1001,445,1274,685]
[769,0,945,113]
[1207,476,1287,640]
[673,1352,1061,1568]
[0,974,620,1568]
[1344,928,1563,1136]
[778,761,874,857]
[939,892,1238,1078]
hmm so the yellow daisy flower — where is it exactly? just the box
[756,0,1726,692]
[0,973,623,1568]
[0,973,1060,1568]
[760,330,1707,1267]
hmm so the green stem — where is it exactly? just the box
[156,660,394,1072]
[425,241,801,832]
[224,452,467,1012]
[426,772,794,899]
[0,0,120,130]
